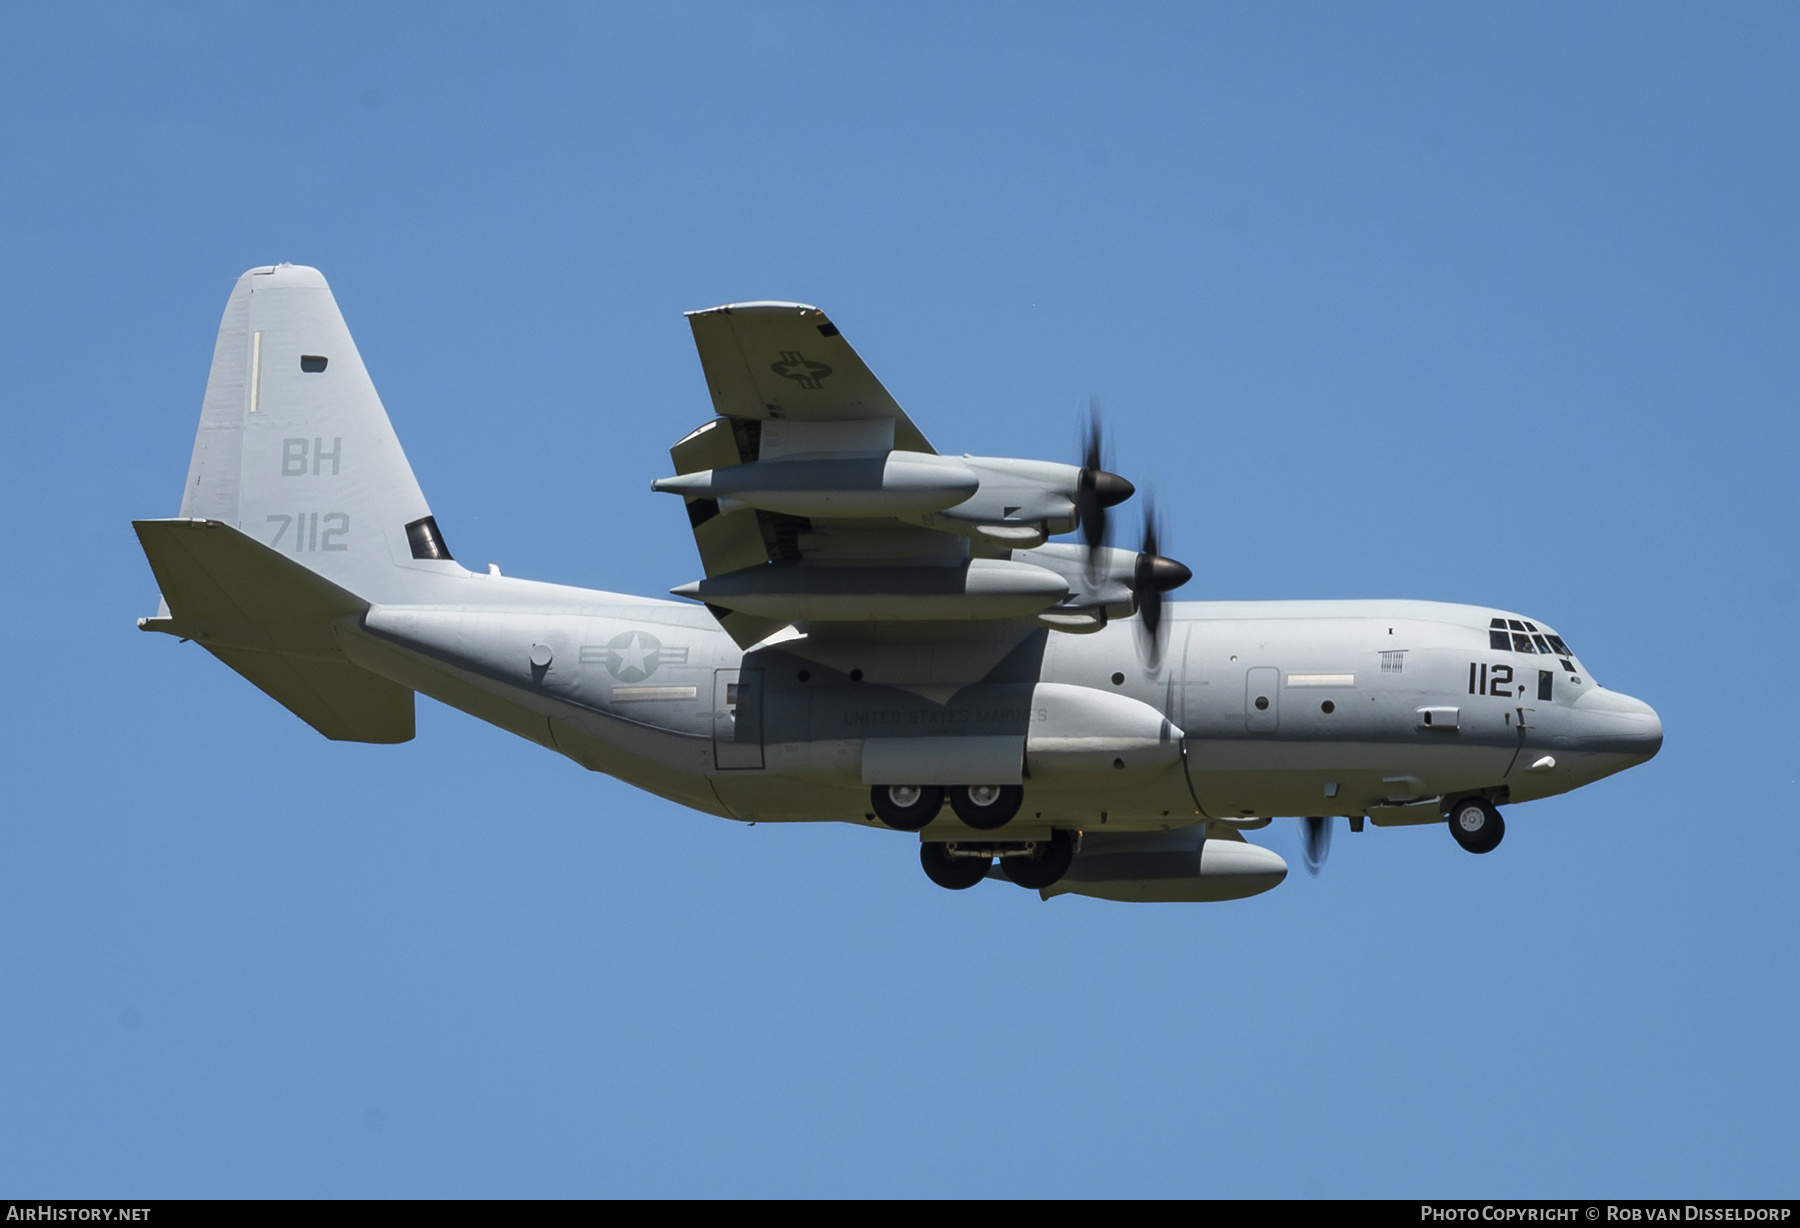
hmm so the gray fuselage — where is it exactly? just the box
[335,575,1662,841]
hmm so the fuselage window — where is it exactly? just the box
[1538,669,1554,701]
[1559,657,1577,673]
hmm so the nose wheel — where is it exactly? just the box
[1448,797,1505,854]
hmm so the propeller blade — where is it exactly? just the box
[1298,815,1333,876]
[1134,499,1164,667]
[1131,496,1191,669]
[1076,399,1133,577]
[1082,399,1104,473]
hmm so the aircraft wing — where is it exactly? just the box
[665,413,971,647]
[685,302,935,454]
[664,303,1144,662]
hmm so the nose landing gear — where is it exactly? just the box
[1447,797,1505,854]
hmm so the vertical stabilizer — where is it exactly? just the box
[178,264,454,601]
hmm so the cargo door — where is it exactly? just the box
[713,668,764,769]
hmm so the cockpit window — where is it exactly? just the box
[1489,619,1579,660]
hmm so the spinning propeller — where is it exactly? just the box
[1132,496,1190,668]
[1075,401,1191,668]
[1076,401,1133,572]
[1298,815,1333,876]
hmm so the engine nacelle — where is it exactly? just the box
[904,456,1086,544]
[1043,827,1289,903]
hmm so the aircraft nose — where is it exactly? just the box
[1572,687,1663,762]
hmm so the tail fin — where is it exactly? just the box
[179,264,455,602]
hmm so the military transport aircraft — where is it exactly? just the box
[135,265,1663,902]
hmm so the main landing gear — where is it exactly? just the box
[870,784,1022,832]
[873,784,1069,891]
[918,831,1077,892]
[919,842,991,890]
[1447,796,1506,854]
[948,784,1023,829]
[871,785,944,831]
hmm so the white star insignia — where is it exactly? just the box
[609,633,659,678]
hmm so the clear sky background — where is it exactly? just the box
[1,2,1795,1198]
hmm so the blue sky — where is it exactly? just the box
[1,2,1795,1197]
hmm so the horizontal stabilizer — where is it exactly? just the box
[134,518,413,742]
[136,518,364,627]
[200,646,414,743]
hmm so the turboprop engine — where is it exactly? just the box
[653,439,1189,639]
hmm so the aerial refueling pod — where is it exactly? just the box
[671,558,1070,622]
[1041,827,1289,903]
[652,452,980,519]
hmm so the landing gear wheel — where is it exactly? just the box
[1448,797,1505,854]
[920,842,991,890]
[1001,829,1077,890]
[871,784,944,832]
[949,784,1023,830]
